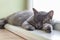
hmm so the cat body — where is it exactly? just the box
[7,11,33,26]
[6,8,54,33]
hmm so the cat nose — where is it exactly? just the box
[35,26,40,29]
[37,26,43,30]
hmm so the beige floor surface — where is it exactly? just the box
[0,29,25,40]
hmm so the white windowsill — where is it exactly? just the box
[4,24,60,40]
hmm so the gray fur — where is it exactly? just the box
[6,8,54,33]
[7,11,33,26]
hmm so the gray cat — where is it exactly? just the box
[6,8,54,33]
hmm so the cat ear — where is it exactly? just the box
[33,8,38,15]
[48,10,54,17]
[47,10,54,18]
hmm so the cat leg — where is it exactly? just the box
[22,21,35,31]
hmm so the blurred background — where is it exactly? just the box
[0,0,28,19]
[33,0,60,22]
[0,0,60,21]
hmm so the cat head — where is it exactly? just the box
[33,8,54,33]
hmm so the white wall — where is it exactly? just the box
[33,0,60,21]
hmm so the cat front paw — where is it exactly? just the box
[43,23,53,33]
